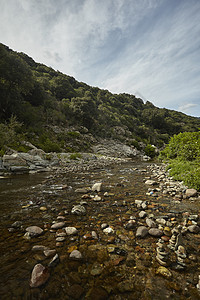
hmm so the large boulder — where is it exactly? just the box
[3,154,27,167]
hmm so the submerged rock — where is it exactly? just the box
[65,227,78,235]
[71,205,86,215]
[30,264,50,288]
[136,226,148,238]
[51,222,65,230]
[26,226,43,237]
[69,250,82,260]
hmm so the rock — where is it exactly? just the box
[101,223,108,230]
[188,225,200,233]
[139,211,147,218]
[11,221,22,228]
[145,180,157,185]
[44,249,56,257]
[30,264,50,287]
[146,218,157,228]
[93,195,102,202]
[32,245,48,252]
[75,188,88,193]
[69,250,82,260]
[90,262,104,276]
[48,254,59,267]
[136,226,149,238]
[51,222,65,230]
[26,226,43,237]
[65,227,78,235]
[92,182,102,192]
[40,206,47,211]
[117,280,134,292]
[149,228,163,237]
[156,266,172,279]
[103,227,114,234]
[71,205,86,215]
[185,189,197,198]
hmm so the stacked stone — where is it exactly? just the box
[156,239,169,266]
[168,228,179,250]
[175,245,187,270]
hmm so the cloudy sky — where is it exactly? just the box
[1,0,200,117]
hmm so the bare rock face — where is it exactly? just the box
[30,264,50,288]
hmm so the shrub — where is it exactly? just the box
[144,144,156,158]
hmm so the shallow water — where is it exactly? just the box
[0,161,199,299]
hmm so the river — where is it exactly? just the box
[0,161,199,299]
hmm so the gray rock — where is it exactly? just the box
[75,188,88,193]
[65,227,78,235]
[32,245,49,252]
[51,222,65,230]
[92,182,102,192]
[30,264,50,288]
[69,250,82,260]
[44,249,57,257]
[146,218,157,228]
[11,221,22,228]
[188,225,200,233]
[186,189,197,198]
[136,226,149,238]
[71,205,86,215]
[26,226,43,237]
[145,180,157,185]
[48,254,59,267]
[149,228,163,237]
[139,211,147,218]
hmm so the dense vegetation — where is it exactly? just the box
[160,131,200,190]
[1,42,200,154]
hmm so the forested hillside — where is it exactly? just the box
[0,43,200,154]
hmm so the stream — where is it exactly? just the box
[0,160,199,299]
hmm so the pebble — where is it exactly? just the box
[139,211,147,218]
[103,227,114,234]
[149,228,163,237]
[32,245,48,251]
[136,226,148,238]
[44,249,57,257]
[48,254,59,267]
[92,182,102,192]
[71,205,86,215]
[65,227,78,235]
[69,250,82,260]
[146,218,157,228]
[51,222,65,230]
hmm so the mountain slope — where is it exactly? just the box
[0,43,200,153]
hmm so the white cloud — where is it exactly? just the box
[0,0,200,117]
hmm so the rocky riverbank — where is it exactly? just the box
[1,159,199,299]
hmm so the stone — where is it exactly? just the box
[71,205,86,215]
[48,254,59,267]
[103,227,114,234]
[44,249,56,257]
[185,189,197,198]
[11,221,22,228]
[69,250,82,260]
[65,227,78,235]
[149,228,163,237]
[32,245,48,252]
[67,284,84,300]
[93,195,102,202]
[56,237,65,242]
[92,182,102,192]
[136,226,149,238]
[75,188,88,193]
[139,211,147,218]
[156,266,172,279]
[40,206,47,211]
[26,226,43,237]
[188,225,200,233]
[51,222,65,230]
[30,264,50,288]
[146,218,157,228]
[145,180,157,185]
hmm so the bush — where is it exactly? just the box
[144,144,156,158]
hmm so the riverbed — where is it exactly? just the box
[0,161,199,299]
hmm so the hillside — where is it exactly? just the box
[0,43,200,154]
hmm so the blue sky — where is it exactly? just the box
[1,0,200,117]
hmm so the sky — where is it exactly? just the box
[1,0,200,117]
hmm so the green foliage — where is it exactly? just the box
[161,131,200,190]
[67,131,80,138]
[144,144,157,158]
[69,153,82,160]
[1,42,200,154]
